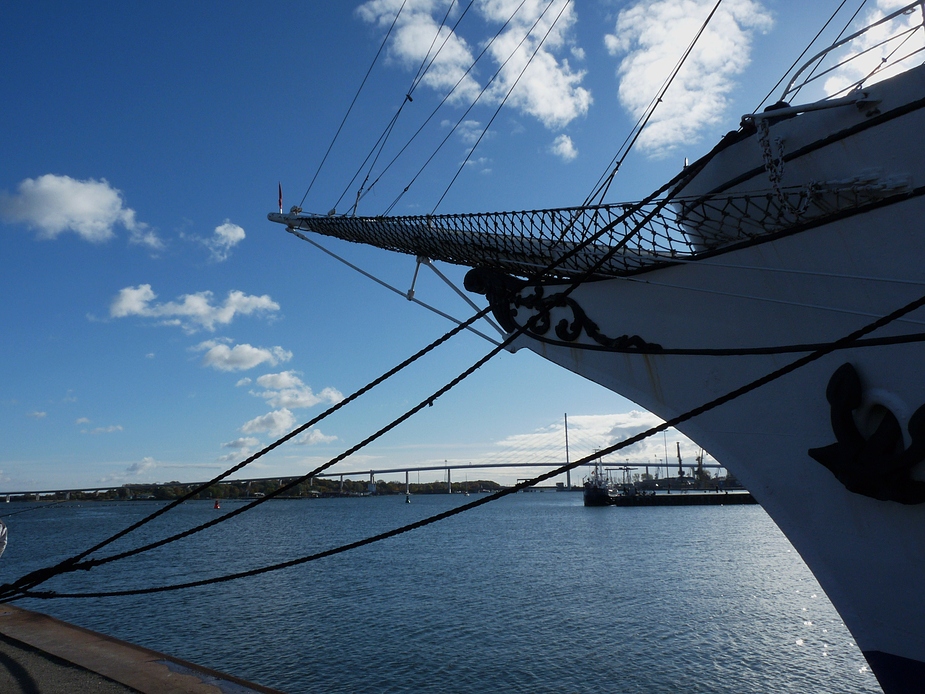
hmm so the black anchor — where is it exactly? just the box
[809,363,925,504]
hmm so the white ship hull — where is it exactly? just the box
[489,65,925,691]
[270,45,925,694]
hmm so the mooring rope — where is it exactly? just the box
[0,307,490,601]
[0,140,721,602]
[19,282,925,600]
[0,499,72,519]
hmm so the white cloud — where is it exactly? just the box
[223,436,260,450]
[357,0,590,129]
[462,156,491,173]
[295,428,338,445]
[357,0,482,103]
[84,424,123,435]
[27,411,47,419]
[252,371,344,409]
[193,339,293,372]
[606,0,772,157]
[451,119,488,146]
[549,133,577,161]
[481,0,591,129]
[218,436,261,462]
[0,174,163,249]
[822,1,925,97]
[204,220,246,262]
[109,284,280,333]
[126,456,157,476]
[75,417,91,424]
[242,408,296,437]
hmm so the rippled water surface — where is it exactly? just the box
[0,494,882,693]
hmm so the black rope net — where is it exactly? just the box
[273,180,899,280]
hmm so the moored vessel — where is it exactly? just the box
[269,4,925,691]
[582,456,614,506]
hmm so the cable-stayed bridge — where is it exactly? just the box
[0,459,726,500]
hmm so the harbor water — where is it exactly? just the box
[0,493,882,693]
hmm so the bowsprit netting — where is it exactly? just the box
[270,182,899,280]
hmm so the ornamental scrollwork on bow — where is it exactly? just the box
[464,267,661,351]
[809,363,925,504]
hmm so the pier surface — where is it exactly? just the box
[0,604,281,693]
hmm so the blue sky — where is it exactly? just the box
[0,0,889,490]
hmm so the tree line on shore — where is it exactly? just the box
[11,477,505,502]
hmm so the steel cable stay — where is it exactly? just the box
[787,0,870,104]
[430,0,571,213]
[804,22,925,100]
[407,0,473,96]
[584,0,724,208]
[335,0,480,216]
[382,0,561,216]
[299,0,409,209]
[16,283,925,601]
[0,144,723,603]
[288,229,504,344]
[349,0,529,215]
[754,0,853,113]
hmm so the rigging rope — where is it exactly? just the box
[20,282,925,600]
[787,0,869,103]
[382,0,559,216]
[431,0,570,213]
[300,0,409,208]
[584,0,724,207]
[0,133,723,603]
[754,0,853,111]
[338,1,479,215]
[354,0,529,215]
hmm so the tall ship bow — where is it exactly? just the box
[270,6,925,691]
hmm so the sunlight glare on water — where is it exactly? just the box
[0,494,882,693]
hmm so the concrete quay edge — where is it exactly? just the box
[0,604,283,694]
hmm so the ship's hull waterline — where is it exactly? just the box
[270,60,925,694]
[496,67,925,691]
